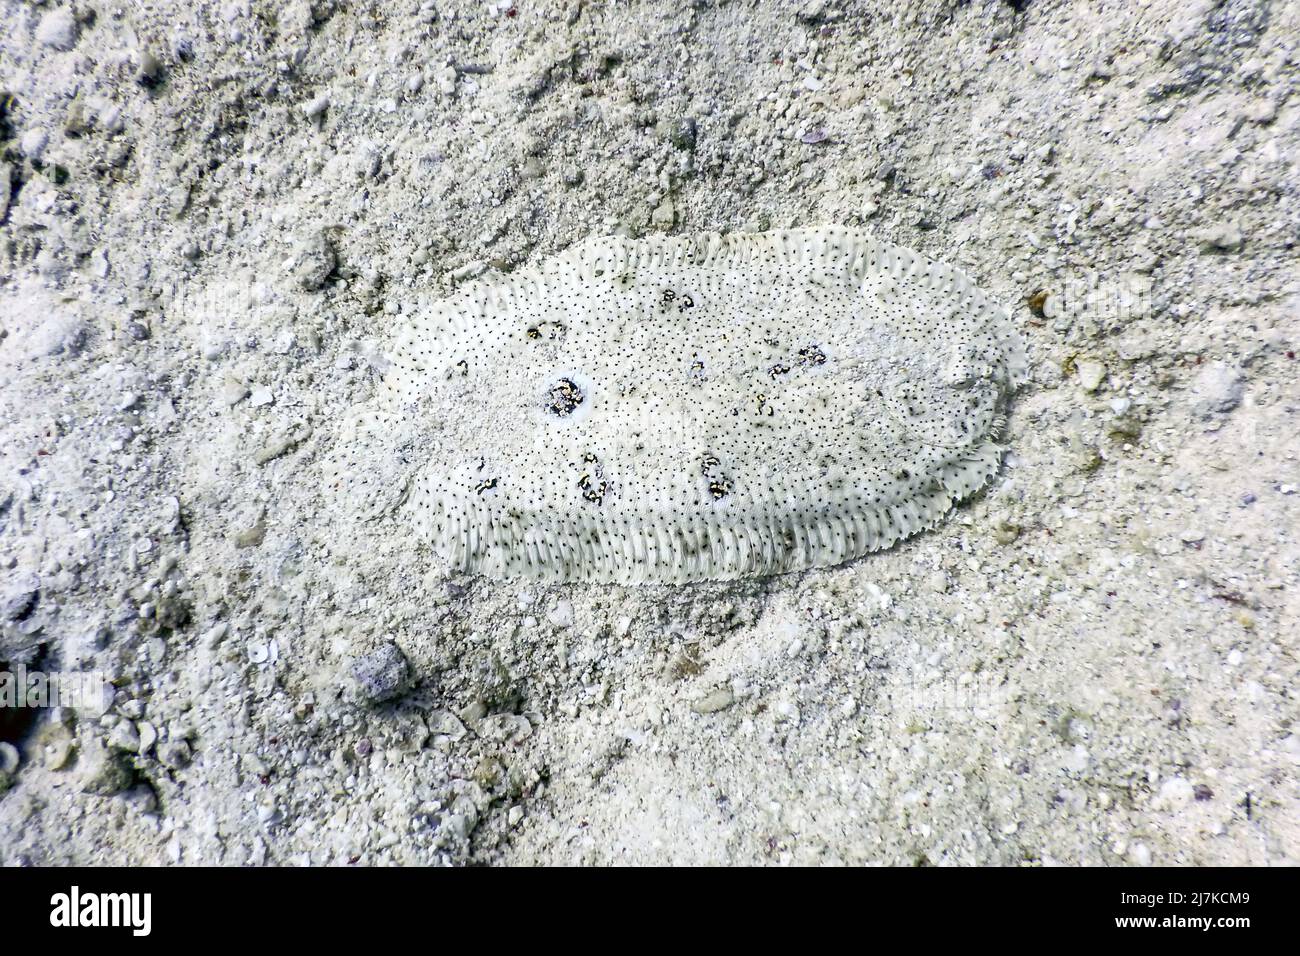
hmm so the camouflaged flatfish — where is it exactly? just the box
[324,228,1027,584]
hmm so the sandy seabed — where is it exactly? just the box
[0,0,1297,865]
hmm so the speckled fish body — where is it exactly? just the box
[327,228,1027,584]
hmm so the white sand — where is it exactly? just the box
[0,0,1296,865]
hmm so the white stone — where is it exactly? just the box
[1076,360,1106,392]
[36,10,78,50]
[1157,777,1194,811]
[1189,361,1243,417]
[19,128,48,160]
[546,600,574,628]
[303,93,330,118]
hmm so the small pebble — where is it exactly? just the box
[451,261,487,282]
[1157,776,1194,811]
[1196,222,1243,253]
[1076,360,1106,392]
[20,127,48,160]
[138,721,158,755]
[691,687,735,715]
[221,381,250,406]
[157,739,191,769]
[303,93,330,118]
[201,623,229,648]
[547,600,574,628]
[650,197,676,230]
[297,231,336,291]
[36,9,79,50]
[107,721,141,753]
[138,50,163,84]
[233,519,265,548]
[1190,361,1243,417]
[2,583,39,621]
[79,741,134,795]
[350,641,412,704]
[1246,98,1277,124]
